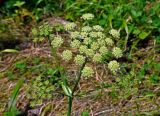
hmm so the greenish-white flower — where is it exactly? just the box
[93,25,104,31]
[109,29,120,38]
[81,32,88,38]
[85,49,94,57]
[51,36,63,48]
[105,38,114,46]
[82,66,94,77]
[91,42,99,50]
[93,53,102,63]
[74,55,85,65]
[112,47,123,58]
[62,50,72,61]
[97,39,106,46]
[82,13,94,20]
[99,46,108,55]
[89,31,97,38]
[82,26,92,32]
[70,31,80,39]
[83,37,92,45]
[96,32,105,38]
[108,60,120,73]
[79,45,87,54]
[64,22,76,31]
[70,39,81,48]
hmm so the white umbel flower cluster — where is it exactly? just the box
[82,13,94,20]
[105,38,114,46]
[74,55,86,65]
[112,47,123,58]
[82,26,92,32]
[64,22,76,31]
[109,29,120,38]
[70,39,81,48]
[51,36,63,48]
[70,31,80,39]
[108,60,120,73]
[82,66,94,77]
[62,50,72,61]
[93,53,102,63]
[93,25,104,31]
[57,13,124,77]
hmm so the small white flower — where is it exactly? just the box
[82,26,92,32]
[82,66,94,77]
[83,37,92,45]
[99,46,108,55]
[85,49,94,57]
[91,42,99,51]
[81,32,88,38]
[108,60,120,73]
[64,23,76,31]
[82,13,94,20]
[79,45,87,54]
[74,55,86,65]
[112,47,123,58]
[97,39,106,46]
[62,50,72,61]
[70,31,80,39]
[51,36,63,48]
[93,53,102,63]
[89,31,97,38]
[105,38,114,46]
[93,25,104,31]
[96,32,105,38]
[70,40,81,48]
[109,29,120,38]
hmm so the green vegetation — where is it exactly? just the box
[0,0,160,116]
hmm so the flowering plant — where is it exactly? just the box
[31,13,123,116]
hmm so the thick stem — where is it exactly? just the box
[67,59,87,116]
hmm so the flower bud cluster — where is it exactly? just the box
[51,36,63,48]
[64,22,76,31]
[62,50,72,61]
[108,60,120,74]
[109,29,120,39]
[82,13,94,20]
[82,66,94,77]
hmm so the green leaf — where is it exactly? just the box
[139,31,149,39]
[81,111,89,116]
[1,49,19,53]
[5,79,24,116]
[61,83,72,97]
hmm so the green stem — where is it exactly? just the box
[67,96,73,116]
[67,59,87,116]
